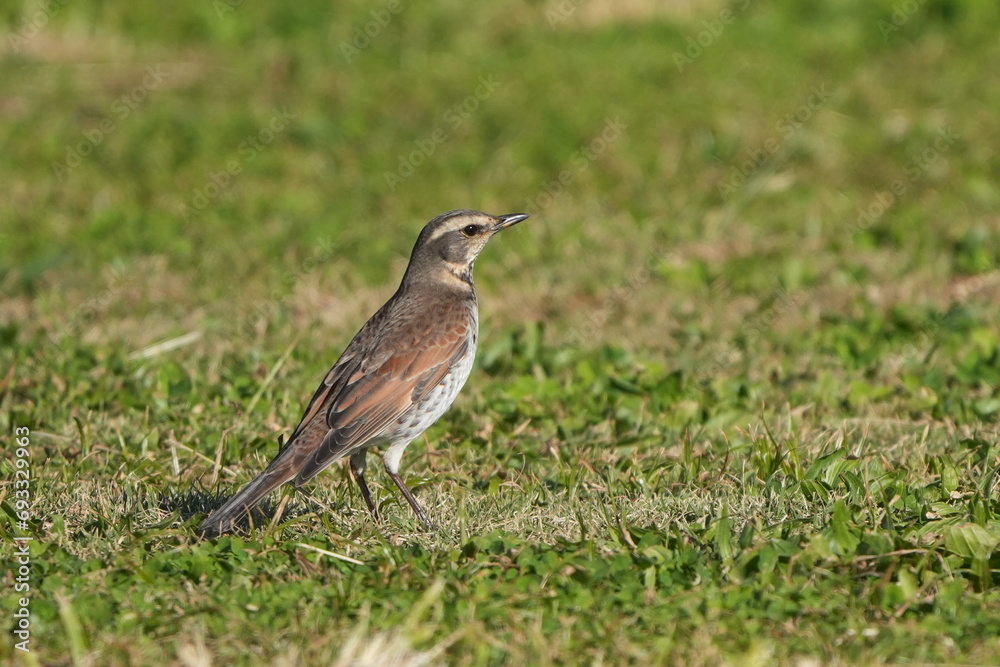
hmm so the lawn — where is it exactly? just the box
[2,0,1000,664]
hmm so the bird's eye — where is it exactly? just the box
[461,224,481,237]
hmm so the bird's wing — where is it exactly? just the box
[280,354,358,450]
[290,304,474,484]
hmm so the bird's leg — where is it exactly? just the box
[349,450,379,521]
[387,471,436,531]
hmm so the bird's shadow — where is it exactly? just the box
[157,486,316,536]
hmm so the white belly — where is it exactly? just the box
[381,333,477,473]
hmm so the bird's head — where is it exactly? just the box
[404,209,529,288]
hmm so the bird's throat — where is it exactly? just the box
[439,261,475,291]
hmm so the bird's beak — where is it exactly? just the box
[494,213,529,231]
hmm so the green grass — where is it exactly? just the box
[3,0,1000,664]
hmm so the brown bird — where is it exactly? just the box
[199,210,528,536]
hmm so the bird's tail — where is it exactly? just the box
[198,458,297,537]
